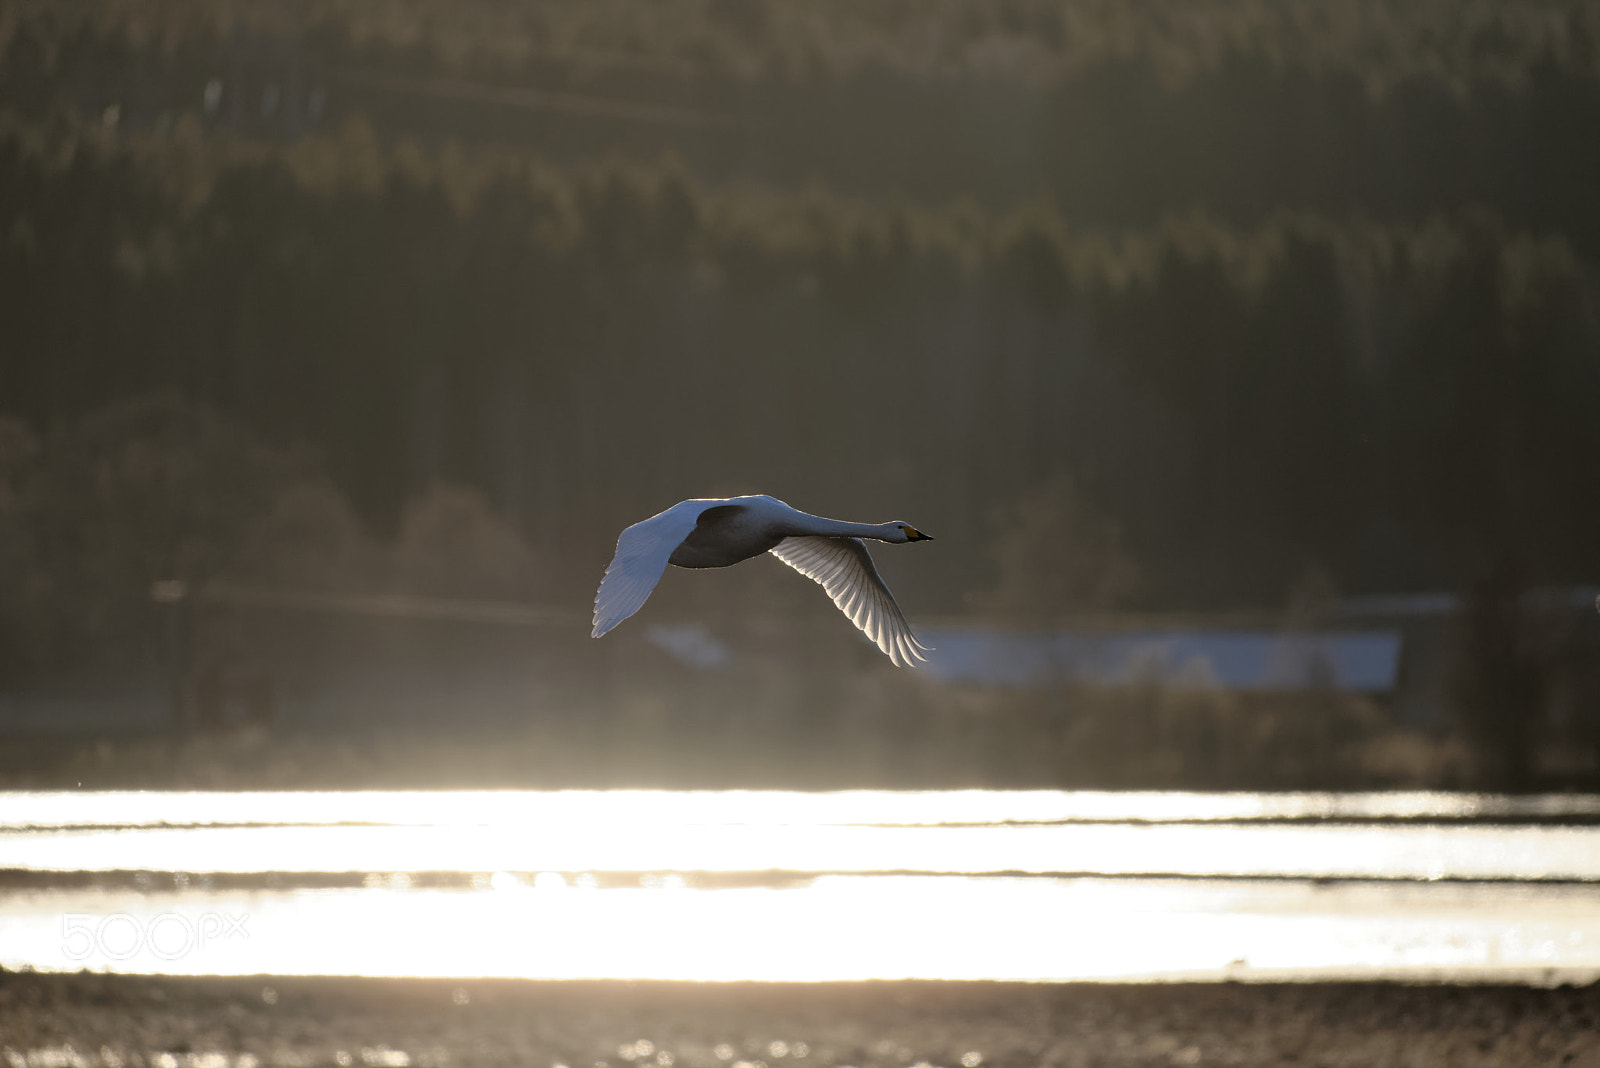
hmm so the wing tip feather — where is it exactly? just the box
[770,534,936,668]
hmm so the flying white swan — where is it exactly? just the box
[593,495,935,666]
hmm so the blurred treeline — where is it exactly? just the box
[3,0,1600,787]
[6,0,1600,234]
[3,114,1596,612]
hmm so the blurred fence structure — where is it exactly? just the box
[3,575,1596,792]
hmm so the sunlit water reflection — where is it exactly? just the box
[2,790,1599,983]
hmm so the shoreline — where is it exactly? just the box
[3,972,1598,1068]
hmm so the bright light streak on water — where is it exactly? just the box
[3,790,1600,984]
[1,877,1596,984]
[6,821,1600,880]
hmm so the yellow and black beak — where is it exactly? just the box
[905,527,933,542]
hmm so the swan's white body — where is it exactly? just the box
[593,495,934,666]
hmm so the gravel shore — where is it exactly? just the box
[3,972,1599,1068]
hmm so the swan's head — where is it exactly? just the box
[887,522,934,544]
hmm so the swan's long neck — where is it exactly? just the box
[804,517,898,541]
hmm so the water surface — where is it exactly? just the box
[3,790,1598,983]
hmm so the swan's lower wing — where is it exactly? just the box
[769,536,931,667]
[592,503,708,637]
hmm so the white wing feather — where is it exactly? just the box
[769,536,931,667]
[592,502,708,637]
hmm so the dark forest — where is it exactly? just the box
[2,0,1597,790]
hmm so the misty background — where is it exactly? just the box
[1,0,1597,792]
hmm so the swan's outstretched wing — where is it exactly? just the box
[770,536,931,667]
[593,502,708,638]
